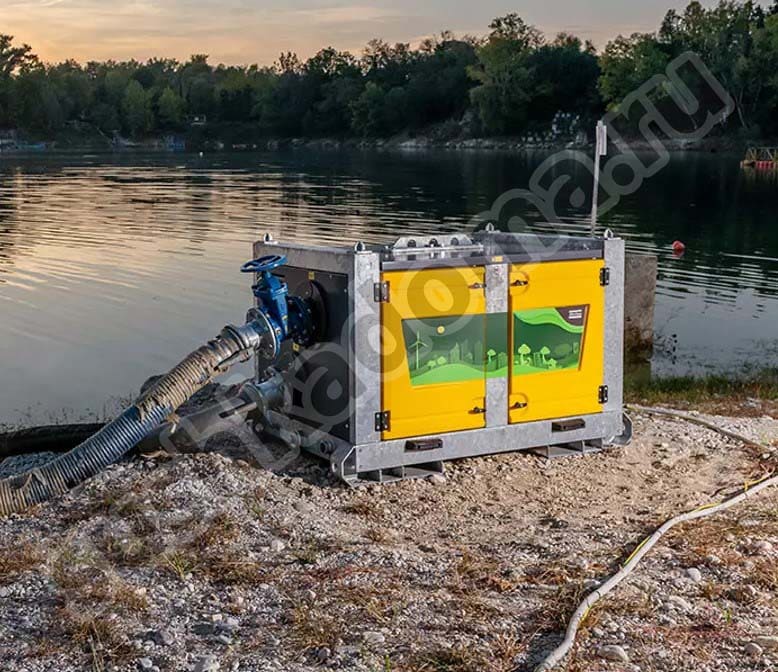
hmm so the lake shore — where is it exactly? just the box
[0,127,765,156]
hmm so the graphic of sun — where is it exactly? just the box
[436,325,445,334]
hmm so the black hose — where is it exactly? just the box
[0,424,105,460]
[0,327,253,517]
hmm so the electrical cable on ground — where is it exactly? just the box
[533,405,777,672]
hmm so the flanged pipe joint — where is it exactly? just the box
[240,254,317,361]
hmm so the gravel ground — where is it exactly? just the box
[0,403,776,672]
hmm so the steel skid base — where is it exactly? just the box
[255,409,632,486]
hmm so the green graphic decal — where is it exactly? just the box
[513,305,587,376]
[402,314,508,387]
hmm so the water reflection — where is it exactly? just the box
[0,150,776,424]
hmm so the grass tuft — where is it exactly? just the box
[0,542,42,585]
[626,369,778,414]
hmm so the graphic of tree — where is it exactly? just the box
[547,358,558,369]
[486,348,497,368]
[518,343,531,366]
[539,346,551,365]
[410,331,428,371]
[427,359,437,370]
[436,356,447,366]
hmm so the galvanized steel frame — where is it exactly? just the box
[252,232,628,485]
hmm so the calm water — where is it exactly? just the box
[0,150,776,425]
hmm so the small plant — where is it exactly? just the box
[366,527,390,543]
[246,495,266,520]
[451,550,514,593]
[162,551,197,581]
[190,511,239,551]
[0,542,41,585]
[341,499,382,520]
[287,603,343,651]
[56,605,136,666]
[292,542,324,566]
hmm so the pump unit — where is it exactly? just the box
[246,229,631,486]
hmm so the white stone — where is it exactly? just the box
[666,595,693,613]
[362,631,386,645]
[597,645,629,663]
[194,656,220,672]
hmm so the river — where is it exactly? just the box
[0,149,775,425]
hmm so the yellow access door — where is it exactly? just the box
[381,267,487,440]
[509,259,605,424]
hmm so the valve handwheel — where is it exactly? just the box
[241,254,287,274]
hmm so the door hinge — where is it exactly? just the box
[599,267,611,286]
[598,385,609,404]
[374,410,390,432]
[373,281,389,303]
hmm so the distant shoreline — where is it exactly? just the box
[0,130,763,157]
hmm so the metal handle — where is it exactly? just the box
[511,279,529,287]
[510,401,528,410]
[241,254,287,274]
[469,406,486,415]
[469,282,486,290]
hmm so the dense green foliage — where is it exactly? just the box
[2,2,778,141]
[601,1,778,136]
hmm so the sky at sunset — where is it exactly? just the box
[1,0,771,66]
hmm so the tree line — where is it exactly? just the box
[1,1,778,142]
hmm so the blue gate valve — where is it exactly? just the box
[241,254,291,339]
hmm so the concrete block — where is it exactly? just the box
[624,253,657,357]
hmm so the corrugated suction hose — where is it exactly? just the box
[0,327,256,517]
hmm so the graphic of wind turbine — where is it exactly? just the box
[410,330,428,371]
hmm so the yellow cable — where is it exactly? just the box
[623,536,649,566]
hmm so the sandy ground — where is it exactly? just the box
[0,405,777,672]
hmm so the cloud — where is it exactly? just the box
[2,0,423,64]
[2,0,711,64]
[288,5,401,25]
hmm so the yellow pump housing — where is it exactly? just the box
[380,259,606,440]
